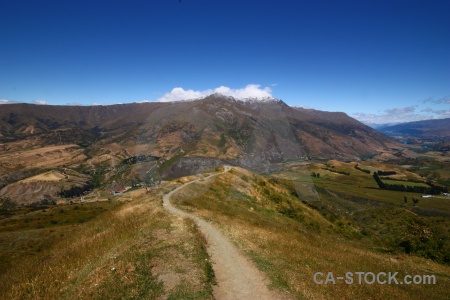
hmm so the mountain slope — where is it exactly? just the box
[379,118,450,141]
[0,95,394,160]
[0,95,397,203]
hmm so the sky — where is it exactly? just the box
[1,0,449,125]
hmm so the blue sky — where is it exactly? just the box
[1,0,449,124]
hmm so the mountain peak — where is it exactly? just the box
[205,92,279,103]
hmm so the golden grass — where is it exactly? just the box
[21,171,66,182]
[0,144,85,170]
[0,189,214,299]
[171,167,450,299]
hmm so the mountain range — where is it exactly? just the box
[0,94,394,161]
[378,117,450,141]
[0,94,398,204]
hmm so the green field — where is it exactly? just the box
[272,159,450,266]
[381,179,430,187]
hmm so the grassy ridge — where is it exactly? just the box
[171,167,450,299]
[2,160,449,299]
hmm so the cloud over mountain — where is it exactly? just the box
[1,99,49,105]
[156,84,273,102]
[0,99,16,104]
[32,100,49,105]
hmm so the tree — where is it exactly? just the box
[0,196,17,212]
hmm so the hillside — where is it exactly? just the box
[0,96,393,161]
[2,167,449,299]
[1,113,449,298]
[0,95,398,204]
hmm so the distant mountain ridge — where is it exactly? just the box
[364,122,401,130]
[379,118,450,141]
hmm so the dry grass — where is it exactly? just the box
[0,188,214,299]
[0,144,85,170]
[22,171,66,182]
[171,167,450,299]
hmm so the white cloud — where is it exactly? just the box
[422,96,450,105]
[156,84,273,102]
[157,87,206,102]
[32,100,48,105]
[421,108,450,117]
[91,102,113,106]
[1,99,50,105]
[383,106,416,115]
[0,99,16,104]
[65,102,83,106]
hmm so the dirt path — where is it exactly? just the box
[163,167,289,300]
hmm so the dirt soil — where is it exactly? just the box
[163,166,291,300]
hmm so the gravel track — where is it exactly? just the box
[162,167,289,300]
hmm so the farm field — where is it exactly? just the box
[381,179,430,188]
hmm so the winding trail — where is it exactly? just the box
[163,166,285,300]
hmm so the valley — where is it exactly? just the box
[2,0,449,298]
[1,98,450,299]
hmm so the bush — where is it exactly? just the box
[354,164,371,174]
[0,197,16,212]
